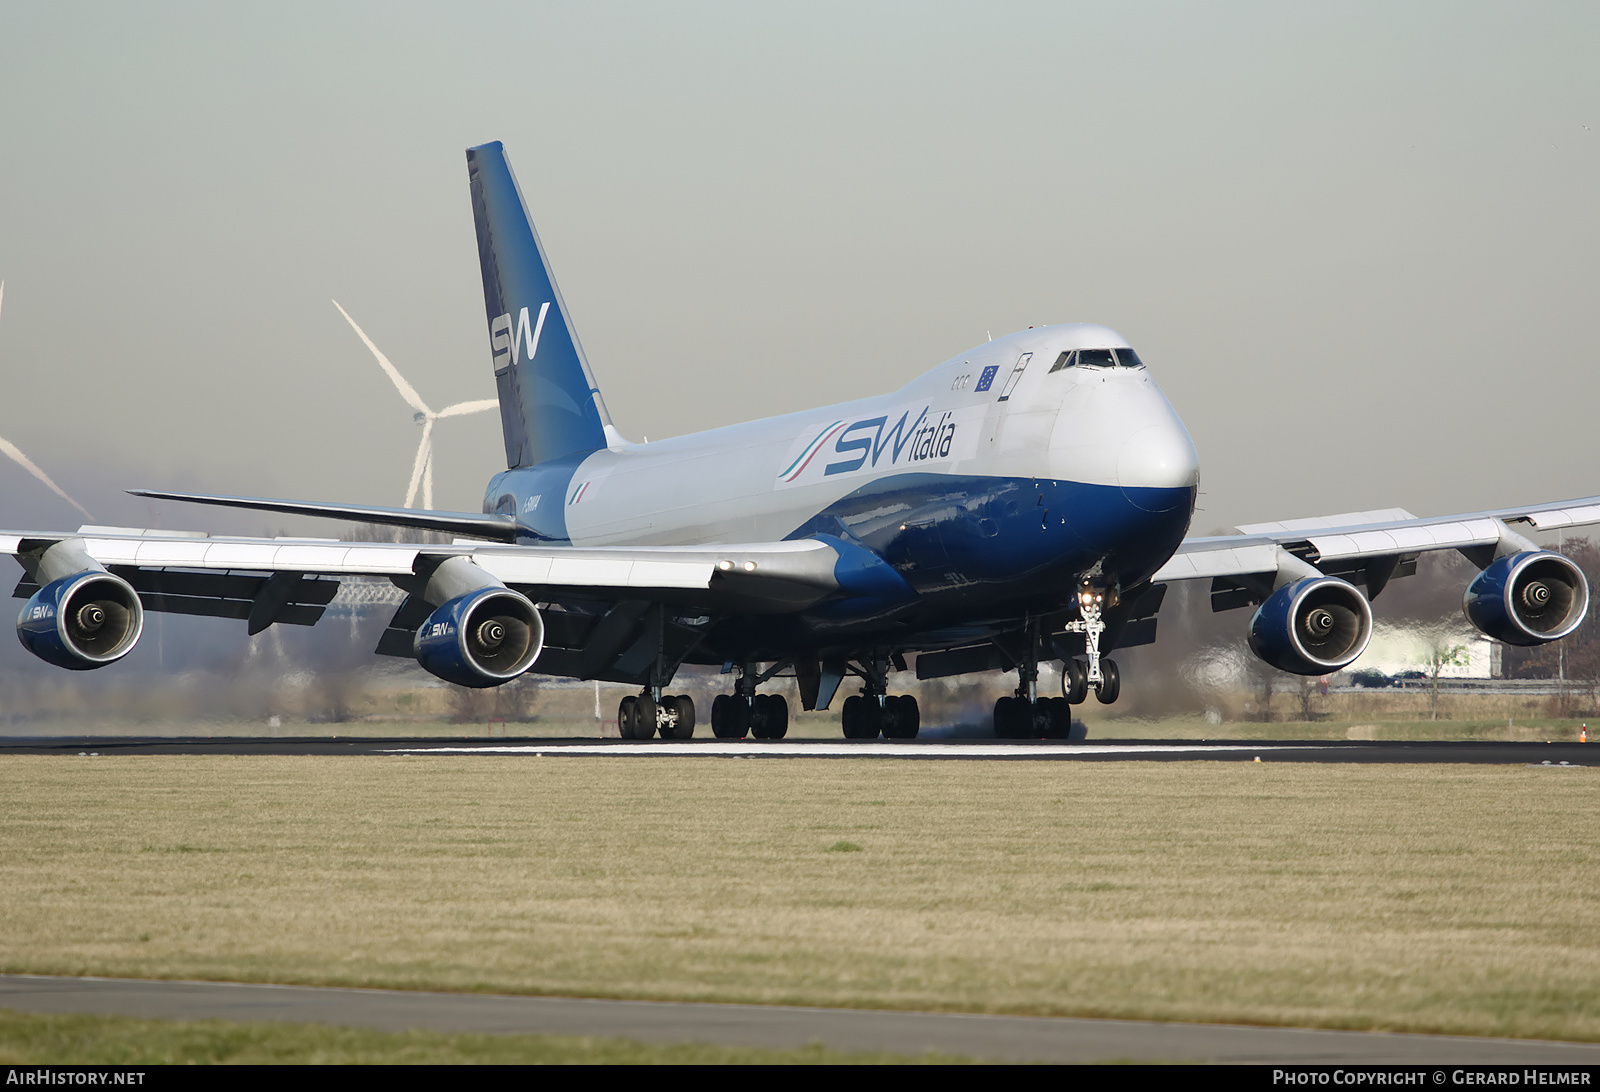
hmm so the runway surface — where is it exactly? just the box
[4,975,1598,1064]
[0,736,1592,764]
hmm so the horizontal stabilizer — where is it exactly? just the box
[127,489,524,543]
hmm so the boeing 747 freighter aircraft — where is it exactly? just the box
[7,142,1598,740]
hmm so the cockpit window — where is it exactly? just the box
[1050,347,1146,372]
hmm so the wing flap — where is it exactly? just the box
[1152,543,1279,581]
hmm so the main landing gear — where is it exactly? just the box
[994,588,1120,740]
[709,662,791,739]
[710,692,790,739]
[842,693,919,739]
[839,651,919,740]
[618,691,696,739]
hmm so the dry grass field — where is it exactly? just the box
[0,755,1594,1041]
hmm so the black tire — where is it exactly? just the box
[712,694,750,739]
[662,695,695,739]
[887,694,919,739]
[751,693,773,739]
[1029,699,1052,738]
[843,694,881,739]
[633,694,658,739]
[768,693,789,739]
[618,695,637,739]
[859,697,882,739]
[1095,659,1121,705]
[1044,696,1073,739]
[993,696,1018,739]
[1063,658,1088,704]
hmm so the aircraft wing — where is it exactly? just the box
[0,527,880,612]
[0,526,914,684]
[125,488,526,543]
[1153,496,1600,586]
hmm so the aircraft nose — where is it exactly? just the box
[1117,417,1199,511]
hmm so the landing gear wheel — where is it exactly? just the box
[618,695,637,739]
[1063,658,1089,704]
[841,695,861,738]
[884,694,920,739]
[661,695,695,739]
[1095,659,1121,705]
[711,694,748,739]
[1043,696,1074,739]
[632,694,658,739]
[1029,698,1053,738]
[750,693,790,739]
[993,696,1023,739]
[842,695,882,739]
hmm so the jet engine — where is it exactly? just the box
[17,569,144,670]
[411,557,543,687]
[1247,575,1373,676]
[1463,550,1588,646]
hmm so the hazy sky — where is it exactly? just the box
[2,1,1598,536]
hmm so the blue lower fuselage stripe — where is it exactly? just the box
[486,463,1193,656]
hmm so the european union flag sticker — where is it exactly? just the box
[974,365,999,392]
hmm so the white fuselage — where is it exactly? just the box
[494,324,1199,552]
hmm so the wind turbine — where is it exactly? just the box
[332,300,497,510]
[0,282,93,521]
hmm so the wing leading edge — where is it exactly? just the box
[1154,496,1600,583]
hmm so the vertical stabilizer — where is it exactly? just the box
[467,141,612,468]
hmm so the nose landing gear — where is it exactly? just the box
[1063,580,1119,703]
[994,589,1120,740]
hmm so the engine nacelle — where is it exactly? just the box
[414,586,544,688]
[1463,550,1588,646]
[1248,575,1373,676]
[17,571,144,670]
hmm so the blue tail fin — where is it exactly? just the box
[467,141,612,468]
